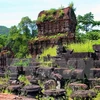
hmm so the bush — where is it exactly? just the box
[86,31,100,40]
[18,75,31,85]
[37,7,65,23]
[37,14,46,23]
[46,8,56,15]
[46,15,54,21]
[58,10,64,18]
[76,32,87,42]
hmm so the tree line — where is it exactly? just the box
[0,17,37,58]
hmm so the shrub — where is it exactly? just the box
[37,7,65,22]
[75,32,87,42]
[58,10,64,18]
[13,59,30,67]
[46,8,56,15]
[86,31,100,40]
[18,75,31,85]
[46,15,54,21]
[37,14,46,23]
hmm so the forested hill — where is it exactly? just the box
[0,26,9,34]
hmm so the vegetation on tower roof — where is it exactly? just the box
[36,7,65,23]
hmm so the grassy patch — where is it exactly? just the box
[40,40,100,57]
[37,46,57,67]
[67,40,100,52]
[40,46,57,57]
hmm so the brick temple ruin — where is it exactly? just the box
[0,44,99,99]
[28,6,77,57]
[37,7,77,36]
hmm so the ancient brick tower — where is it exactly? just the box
[28,6,77,57]
[37,7,77,39]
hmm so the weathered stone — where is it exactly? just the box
[36,67,53,79]
[55,58,67,67]
[43,89,66,99]
[66,58,93,78]
[21,85,41,98]
[54,68,68,75]
[29,79,39,85]
[72,52,90,58]
[9,73,18,80]
[94,60,100,68]
[7,66,18,73]
[69,82,88,91]
[0,84,7,91]
[44,80,56,90]
[89,78,100,87]
[70,90,97,99]
[84,58,93,78]
[91,52,99,60]
[7,84,22,93]
[66,58,89,69]
[21,85,41,92]
[63,69,84,79]
[93,45,100,52]
[0,72,5,77]
[90,68,100,78]
[56,45,67,56]
[94,85,100,91]
[25,66,34,76]
[9,73,18,77]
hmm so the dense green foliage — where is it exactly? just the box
[0,26,9,34]
[76,11,100,42]
[0,16,37,58]
[0,34,7,49]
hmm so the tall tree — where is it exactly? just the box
[30,20,38,37]
[18,16,38,38]
[18,16,31,38]
[77,12,94,32]
[92,21,100,27]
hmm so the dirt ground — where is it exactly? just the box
[0,93,37,100]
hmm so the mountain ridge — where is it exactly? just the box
[0,26,10,34]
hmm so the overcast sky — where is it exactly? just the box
[0,0,100,28]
